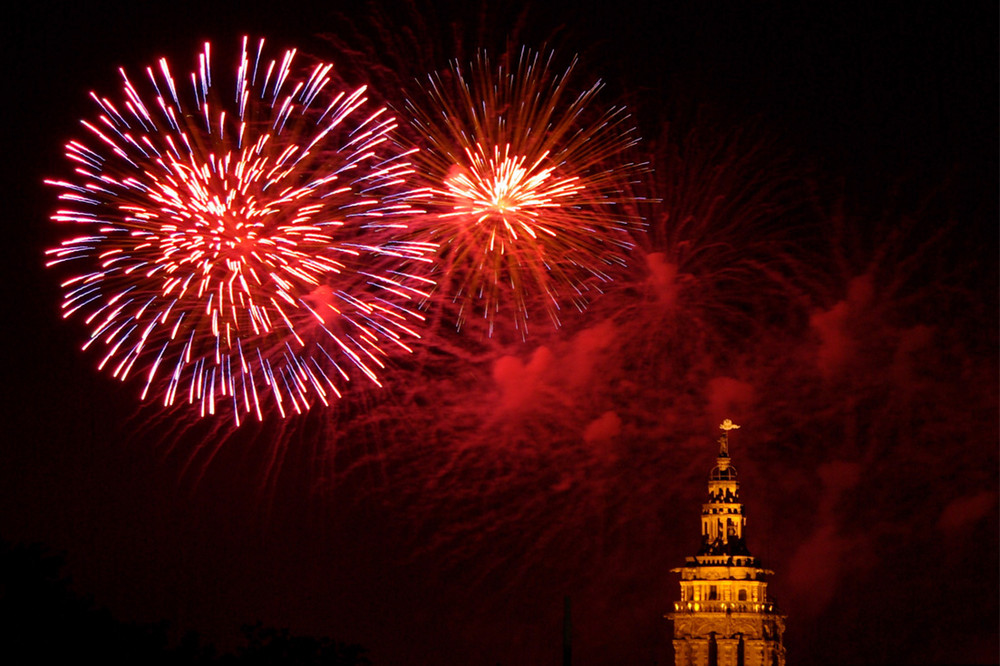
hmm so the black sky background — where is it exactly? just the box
[2,1,997,664]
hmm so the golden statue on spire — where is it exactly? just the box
[718,418,740,456]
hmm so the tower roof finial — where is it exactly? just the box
[718,418,740,457]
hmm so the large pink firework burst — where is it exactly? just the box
[45,38,434,424]
[405,48,646,337]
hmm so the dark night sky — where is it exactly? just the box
[2,1,997,665]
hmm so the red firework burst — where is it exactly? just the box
[405,48,646,336]
[45,37,434,423]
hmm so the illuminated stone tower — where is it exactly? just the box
[667,420,786,666]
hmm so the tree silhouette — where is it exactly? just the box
[223,622,371,666]
[0,538,370,665]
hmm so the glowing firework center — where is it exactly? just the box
[440,145,582,246]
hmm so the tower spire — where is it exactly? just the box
[666,420,785,666]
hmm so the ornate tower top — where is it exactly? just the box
[702,419,748,556]
[667,420,786,666]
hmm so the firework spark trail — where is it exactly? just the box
[46,37,435,423]
[405,48,647,337]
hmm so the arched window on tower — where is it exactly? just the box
[738,589,747,601]
[708,632,718,666]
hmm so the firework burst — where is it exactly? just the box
[405,48,646,336]
[45,37,434,423]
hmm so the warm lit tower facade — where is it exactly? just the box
[667,420,786,666]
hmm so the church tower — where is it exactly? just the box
[667,420,786,666]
